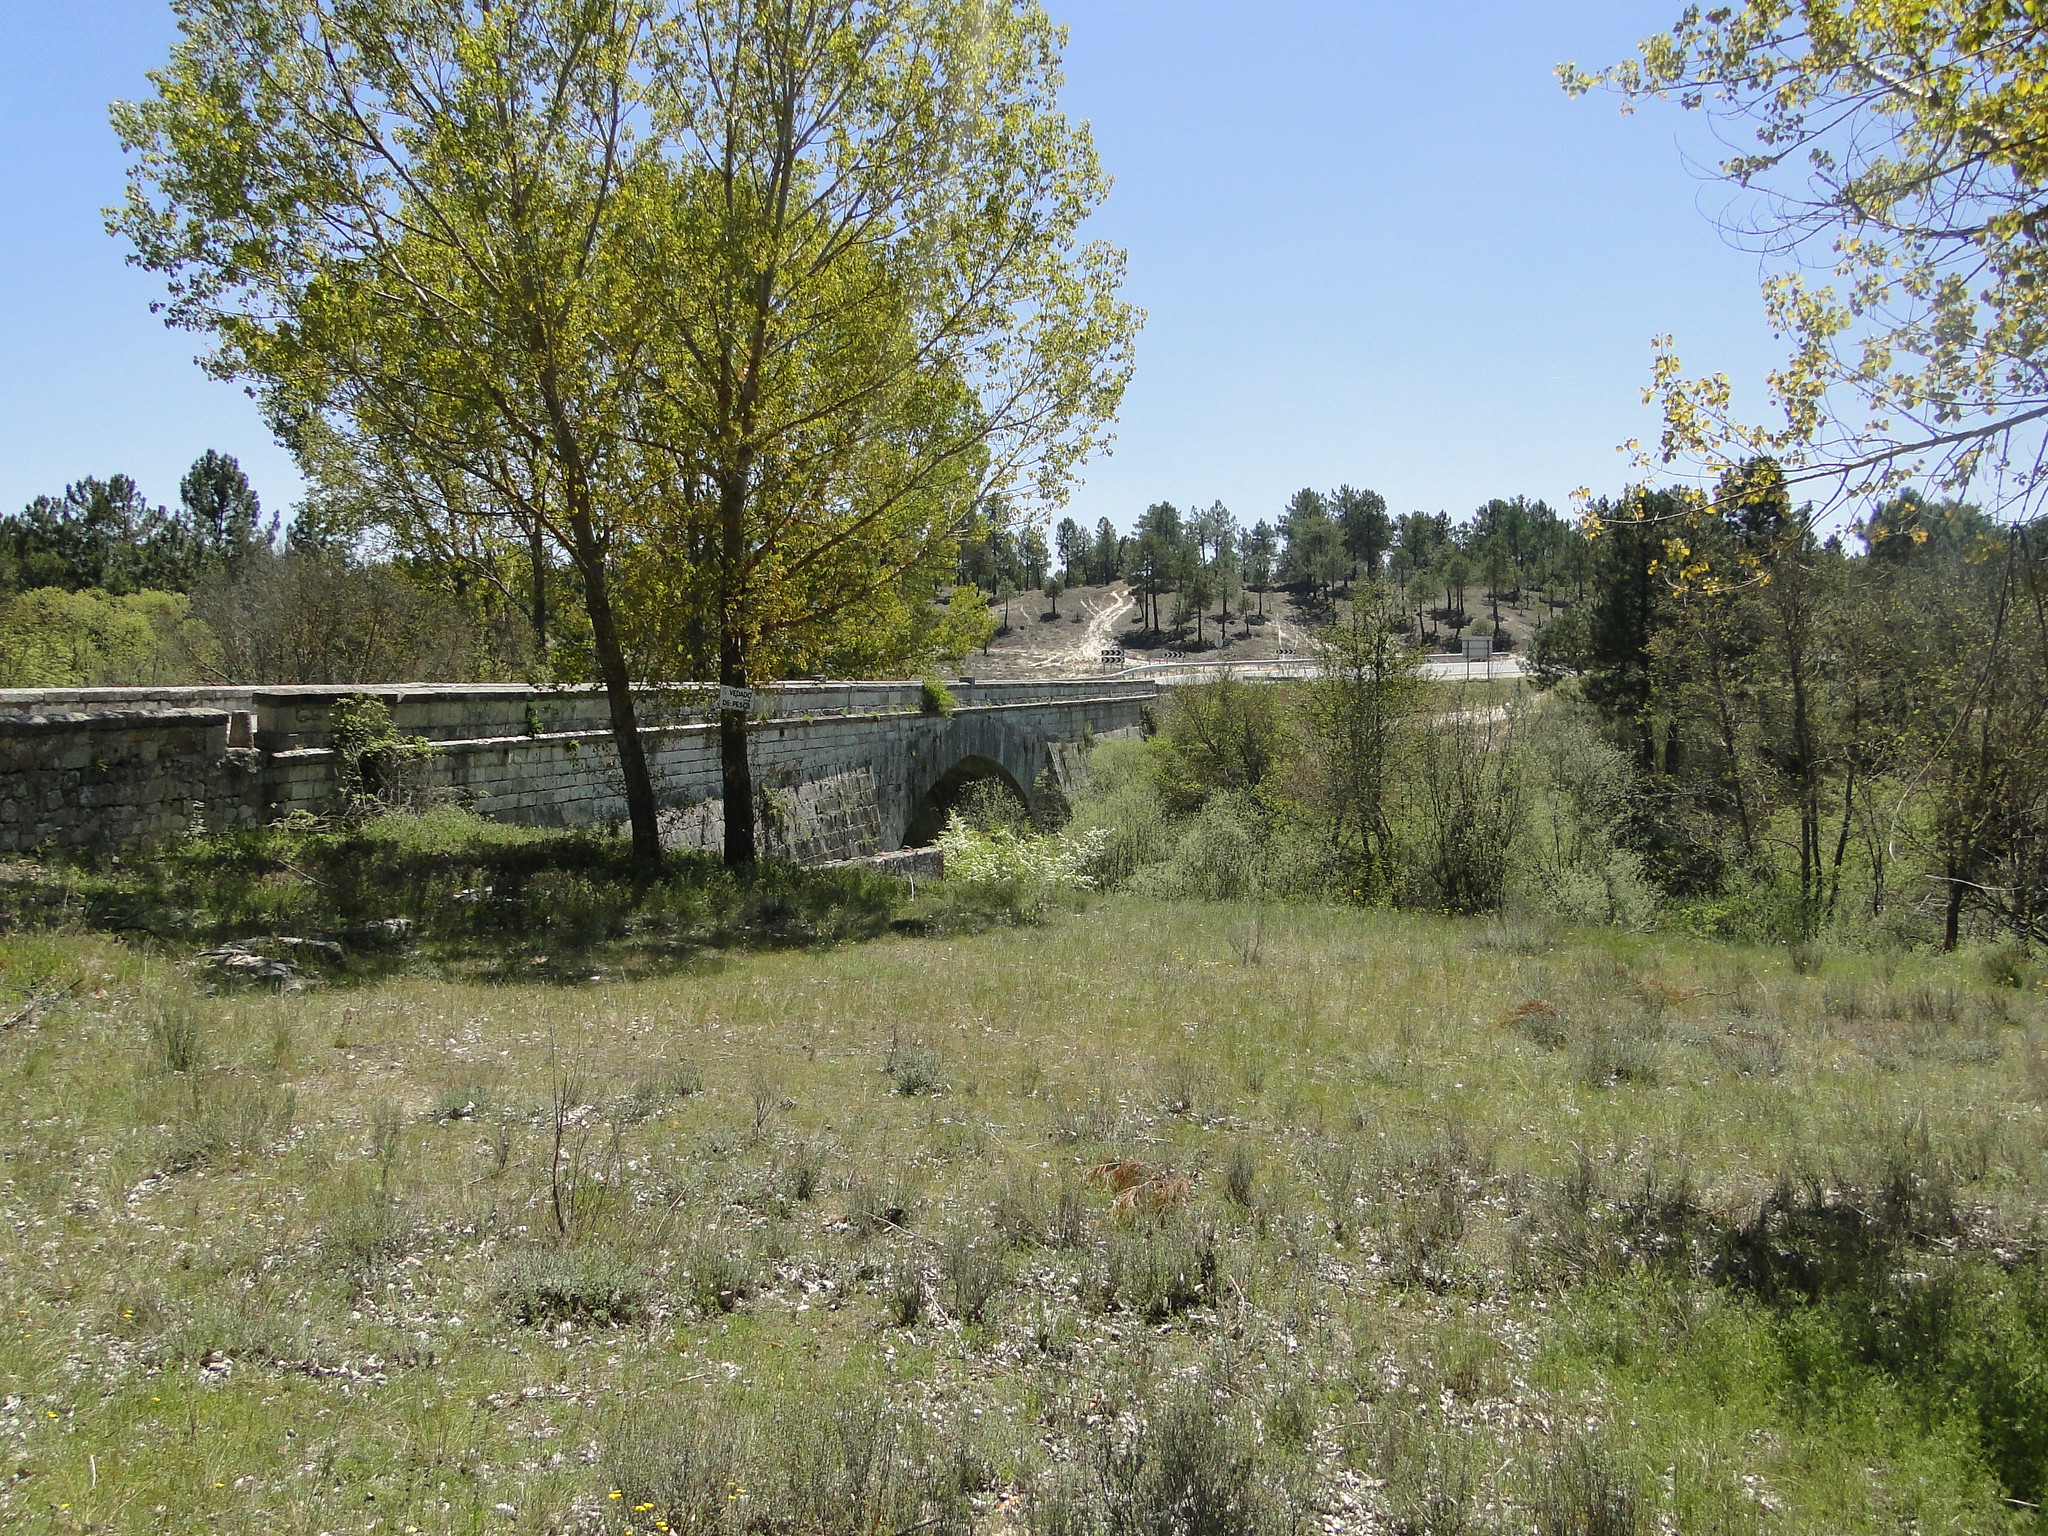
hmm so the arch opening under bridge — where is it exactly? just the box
[902,753,1029,847]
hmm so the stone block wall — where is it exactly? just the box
[0,679,1155,860]
[0,710,257,853]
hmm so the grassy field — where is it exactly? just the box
[2,865,2045,1535]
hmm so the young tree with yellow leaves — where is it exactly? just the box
[1565,1,2048,512]
[113,0,1135,868]
[624,0,1137,862]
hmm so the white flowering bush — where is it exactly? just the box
[933,814,1106,924]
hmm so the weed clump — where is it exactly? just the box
[1046,1080,1122,1144]
[1222,1143,1257,1209]
[321,1174,411,1290]
[938,1226,1008,1324]
[886,1042,945,1096]
[1504,998,1570,1049]
[615,1062,701,1124]
[1380,1147,1470,1289]
[1571,1006,1665,1087]
[1101,1218,1220,1320]
[780,1138,826,1203]
[918,677,955,716]
[847,1170,916,1237]
[680,1236,754,1317]
[885,1260,927,1327]
[493,1245,648,1328]
[1532,1435,1650,1536]
[145,997,206,1073]
[608,1393,950,1536]
[153,1071,295,1173]
[1063,1391,1267,1536]
[1980,943,2032,989]
[994,1166,1089,1249]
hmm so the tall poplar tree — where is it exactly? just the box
[114,0,1136,867]
[626,0,1136,862]
[113,0,672,855]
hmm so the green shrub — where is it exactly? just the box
[955,776,1029,832]
[1133,791,1272,901]
[329,692,435,814]
[932,815,1104,926]
[493,1245,648,1327]
[1086,1391,1265,1536]
[919,677,956,716]
[0,586,209,688]
[1408,706,1526,915]
[1102,1218,1220,1320]
[1064,738,1177,889]
[939,1226,1009,1324]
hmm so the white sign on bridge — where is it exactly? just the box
[717,685,756,714]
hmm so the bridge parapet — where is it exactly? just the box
[0,678,1145,747]
[0,678,1155,860]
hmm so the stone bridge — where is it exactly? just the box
[0,678,1155,862]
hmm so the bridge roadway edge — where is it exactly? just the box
[0,680,1155,861]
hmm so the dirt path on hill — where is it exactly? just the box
[1010,583,1132,674]
[1073,583,1134,668]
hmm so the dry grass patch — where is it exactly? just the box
[0,899,2044,1533]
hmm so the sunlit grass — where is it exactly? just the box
[1,894,2042,1533]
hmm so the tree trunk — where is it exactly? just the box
[1826,763,1856,919]
[528,520,549,656]
[568,511,661,861]
[1703,625,1756,859]
[719,634,755,866]
[718,480,757,866]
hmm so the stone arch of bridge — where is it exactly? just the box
[902,751,1032,847]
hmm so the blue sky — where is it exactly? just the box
[0,1,1783,534]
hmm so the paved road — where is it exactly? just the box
[1109,654,1528,685]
